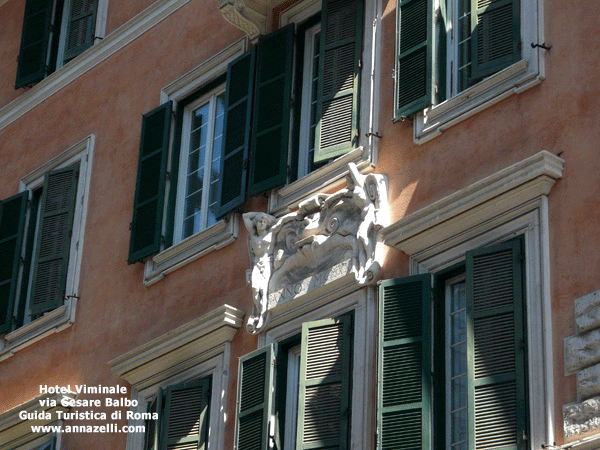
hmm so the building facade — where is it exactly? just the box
[0,0,599,449]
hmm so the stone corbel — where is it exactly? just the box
[218,0,266,40]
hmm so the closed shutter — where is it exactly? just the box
[0,192,28,333]
[235,345,275,450]
[29,165,79,316]
[248,24,294,194]
[128,102,172,264]
[217,49,256,218]
[15,0,54,88]
[377,275,432,450]
[466,239,527,450]
[63,0,98,62]
[394,0,435,119]
[160,379,210,450]
[314,0,364,163]
[470,0,520,80]
[297,316,352,450]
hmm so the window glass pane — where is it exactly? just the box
[207,92,226,227]
[456,0,472,93]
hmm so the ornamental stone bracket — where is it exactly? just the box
[243,163,389,334]
[564,289,600,439]
[218,0,266,40]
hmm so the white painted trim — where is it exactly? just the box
[0,0,10,7]
[0,0,193,132]
[0,136,94,361]
[279,0,321,26]
[0,392,74,450]
[383,151,563,450]
[413,0,545,144]
[555,434,600,450]
[260,287,376,450]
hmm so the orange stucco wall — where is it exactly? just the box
[0,0,599,447]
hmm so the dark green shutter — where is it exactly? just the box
[29,165,79,316]
[248,24,294,194]
[313,0,364,163]
[63,0,98,62]
[144,389,162,450]
[466,239,527,450]
[471,0,520,80]
[235,344,275,450]
[377,275,432,450]
[394,0,435,119]
[0,192,28,333]
[216,49,256,218]
[128,102,172,264]
[15,0,54,88]
[160,378,210,450]
[297,316,352,450]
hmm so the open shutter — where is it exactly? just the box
[377,275,432,450]
[160,378,210,450]
[394,0,435,119]
[128,102,172,264]
[0,192,28,333]
[313,0,364,163]
[217,49,256,217]
[471,0,520,80]
[297,316,352,450]
[63,0,98,62]
[466,239,527,450]
[144,389,162,450]
[29,165,79,316]
[15,0,54,88]
[235,344,275,450]
[248,24,294,194]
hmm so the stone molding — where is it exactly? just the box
[108,304,244,390]
[218,0,266,40]
[563,289,600,440]
[243,163,388,333]
[0,392,74,450]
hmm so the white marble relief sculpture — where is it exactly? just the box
[243,163,389,333]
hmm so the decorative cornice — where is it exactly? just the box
[108,305,244,389]
[0,0,193,132]
[381,150,564,256]
[0,392,75,450]
[218,0,265,40]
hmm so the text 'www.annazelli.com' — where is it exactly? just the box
[30,424,145,434]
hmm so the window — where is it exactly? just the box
[377,238,528,450]
[143,378,211,450]
[235,315,353,450]
[0,137,92,359]
[15,0,105,89]
[395,0,543,142]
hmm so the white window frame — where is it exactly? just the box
[173,86,226,244]
[381,150,564,449]
[259,287,377,450]
[269,0,382,216]
[142,38,248,286]
[109,304,244,450]
[414,0,545,144]
[0,135,93,362]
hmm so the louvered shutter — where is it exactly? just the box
[466,239,527,450]
[377,275,432,450]
[470,0,520,80]
[0,192,28,333]
[144,389,162,450]
[128,102,172,264]
[29,165,79,316]
[297,316,352,450]
[313,0,364,163]
[160,378,210,450]
[15,0,54,88]
[394,0,435,119]
[216,49,256,218]
[235,345,275,450]
[248,24,294,194]
[63,0,98,62]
